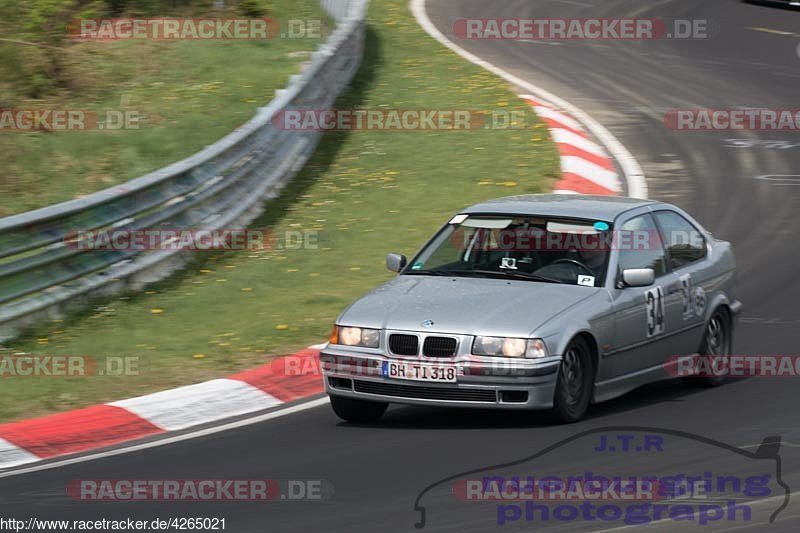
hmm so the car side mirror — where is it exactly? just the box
[621,268,655,288]
[386,253,407,273]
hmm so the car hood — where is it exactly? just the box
[338,275,599,337]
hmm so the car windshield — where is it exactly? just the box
[405,215,612,287]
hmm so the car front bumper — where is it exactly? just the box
[320,346,561,410]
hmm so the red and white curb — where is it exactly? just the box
[521,94,622,196]
[0,346,326,469]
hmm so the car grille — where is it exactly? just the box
[389,334,419,356]
[353,380,497,402]
[423,336,458,357]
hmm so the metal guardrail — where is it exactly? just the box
[0,1,369,341]
[320,0,368,20]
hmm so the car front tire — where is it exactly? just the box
[552,337,594,423]
[329,395,388,423]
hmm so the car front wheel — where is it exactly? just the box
[329,395,388,423]
[552,337,594,423]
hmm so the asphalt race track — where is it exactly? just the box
[3,1,800,531]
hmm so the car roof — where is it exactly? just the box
[460,194,658,221]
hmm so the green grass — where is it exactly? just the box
[0,0,332,216]
[0,0,560,422]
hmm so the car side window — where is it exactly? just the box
[653,211,707,269]
[616,214,667,277]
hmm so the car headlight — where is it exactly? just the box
[330,325,380,348]
[472,336,547,358]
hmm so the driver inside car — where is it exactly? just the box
[580,247,607,277]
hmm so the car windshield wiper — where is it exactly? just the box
[405,268,565,284]
[404,269,455,276]
[465,269,566,284]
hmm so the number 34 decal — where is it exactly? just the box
[646,286,665,337]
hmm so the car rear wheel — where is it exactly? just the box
[684,309,731,388]
[552,337,594,423]
[330,395,388,423]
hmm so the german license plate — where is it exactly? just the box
[381,361,457,383]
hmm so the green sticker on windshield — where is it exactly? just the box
[411,262,424,270]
